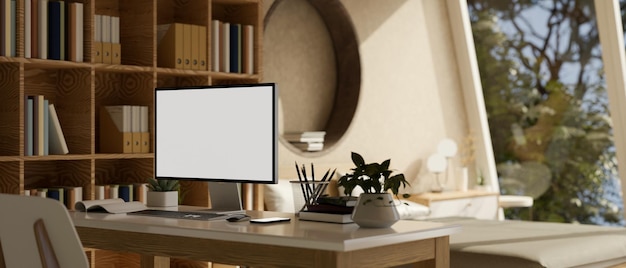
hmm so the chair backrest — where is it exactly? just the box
[0,194,89,268]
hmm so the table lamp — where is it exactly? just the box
[437,138,458,191]
[427,153,447,192]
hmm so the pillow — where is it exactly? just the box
[263,180,295,213]
[395,200,431,220]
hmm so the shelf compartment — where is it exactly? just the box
[0,162,20,194]
[156,73,210,88]
[24,160,92,192]
[0,63,21,156]
[23,67,93,155]
[95,158,153,186]
[96,0,155,67]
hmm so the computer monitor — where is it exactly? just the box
[154,83,278,213]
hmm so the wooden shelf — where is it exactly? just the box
[2,2,262,265]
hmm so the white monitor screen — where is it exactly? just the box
[155,83,277,183]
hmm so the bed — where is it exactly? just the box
[429,218,626,268]
[263,180,626,267]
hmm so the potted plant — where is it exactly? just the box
[337,152,410,228]
[146,178,180,207]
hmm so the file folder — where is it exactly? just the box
[157,23,184,69]
[99,106,132,153]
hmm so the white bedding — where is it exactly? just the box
[430,218,626,268]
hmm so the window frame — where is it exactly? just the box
[446,0,626,218]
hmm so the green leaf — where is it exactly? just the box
[351,152,365,167]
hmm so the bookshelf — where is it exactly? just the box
[0,0,262,266]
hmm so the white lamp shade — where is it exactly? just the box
[427,153,447,173]
[437,138,458,158]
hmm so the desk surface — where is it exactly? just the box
[70,207,460,267]
[70,208,459,252]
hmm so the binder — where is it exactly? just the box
[157,23,184,69]
[191,24,199,70]
[198,25,207,70]
[139,105,149,153]
[131,105,141,153]
[183,23,192,69]
[94,14,102,63]
[111,16,120,64]
[99,105,132,153]
[101,15,112,64]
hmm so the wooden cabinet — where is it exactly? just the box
[0,0,262,205]
[408,190,499,220]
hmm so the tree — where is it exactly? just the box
[468,0,623,225]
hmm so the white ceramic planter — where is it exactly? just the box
[146,191,178,207]
[351,193,399,228]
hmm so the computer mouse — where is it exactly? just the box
[226,214,251,222]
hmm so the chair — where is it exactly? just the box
[0,194,89,268]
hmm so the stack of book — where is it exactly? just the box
[24,95,69,156]
[284,131,326,152]
[298,196,357,224]
[24,0,85,61]
[210,19,254,74]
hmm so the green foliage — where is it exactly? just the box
[468,0,624,225]
[146,178,180,192]
[337,152,410,197]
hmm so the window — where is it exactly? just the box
[452,0,625,225]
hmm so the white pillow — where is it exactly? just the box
[395,200,431,220]
[263,180,295,213]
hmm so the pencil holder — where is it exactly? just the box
[289,180,330,213]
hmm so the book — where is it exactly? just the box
[211,20,220,71]
[9,0,14,56]
[305,204,353,214]
[64,186,83,210]
[31,0,38,58]
[43,98,49,155]
[298,211,353,224]
[34,95,45,155]
[75,198,147,214]
[25,0,31,58]
[290,141,323,152]
[229,23,240,73]
[242,24,253,74]
[118,184,134,202]
[316,196,357,207]
[46,187,65,204]
[25,96,34,156]
[49,101,69,155]
[220,21,229,72]
[38,0,47,59]
[283,131,326,143]
[47,0,61,60]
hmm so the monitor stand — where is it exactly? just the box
[201,182,245,214]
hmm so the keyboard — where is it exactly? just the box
[128,209,229,221]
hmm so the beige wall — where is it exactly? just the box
[263,0,469,194]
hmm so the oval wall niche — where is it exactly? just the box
[263,0,361,155]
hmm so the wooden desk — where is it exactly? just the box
[70,209,459,268]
